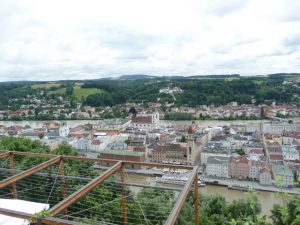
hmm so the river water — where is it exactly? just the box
[125,174,281,217]
[0,119,270,128]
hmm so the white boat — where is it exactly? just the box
[155,175,205,187]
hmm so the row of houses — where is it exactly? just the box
[206,156,294,187]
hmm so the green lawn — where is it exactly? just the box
[73,86,104,100]
[48,88,66,95]
[284,75,300,81]
[31,82,61,89]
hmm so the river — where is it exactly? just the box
[125,174,281,217]
[0,119,270,129]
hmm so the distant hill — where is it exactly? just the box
[116,74,241,80]
[268,73,300,77]
[119,74,158,80]
[189,74,240,79]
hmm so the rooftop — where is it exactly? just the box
[207,156,229,165]
[282,145,297,152]
[272,164,293,177]
[100,149,145,156]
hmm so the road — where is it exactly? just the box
[202,176,299,194]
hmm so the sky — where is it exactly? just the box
[0,0,300,81]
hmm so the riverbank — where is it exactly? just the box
[95,164,299,195]
[117,171,282,217]
[203,176,299,195]
[0,119,271,129]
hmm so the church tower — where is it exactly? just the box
[187,126,195,165]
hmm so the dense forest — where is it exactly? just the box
[0,137,300,224]
[0,75,299,111]
[82,76,296,107]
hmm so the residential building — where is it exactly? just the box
[73,138,90,151]
[249,160,269,180]
[229,156,250,180]
[265,142,283,161]
[259,168,272,185]
[90,139,105,152]
[206,156,229,178]
[100,150,145,168]
[283,132,300,145]
[201,141,231,164]
[272,164,294,187]
[152,143,187,164]
[282,145,299,161]
[263,133,282,145]
[246,122,300,134]
[93,118,131,130]
[59,123,70,137]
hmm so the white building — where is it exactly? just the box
[246,122,300,134]
[159,87,183,94]
[93,118,131,130]
[282,145,299,161]
[249,160,269,180]
[59,123,70,137]
[131,112,159,131]
[259,168,272,185]
[206,156,229,178]
[94,132,114,147]
[90,139,106,152]
[201,141,231,164]
[282,132,300,145]
[272,164,294,187]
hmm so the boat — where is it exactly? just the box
[228,184,248,191]
[155,175,205,187]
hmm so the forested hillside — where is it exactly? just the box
[0,75,299,110]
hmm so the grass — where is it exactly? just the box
[224,77,240,81]
[253,79,265,84]
[73,86,104,100]
[31,82,61,89]
[43,83,104,99]
[48,88,66,95]
[284,75,300,81]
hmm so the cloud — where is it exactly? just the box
[284,33,300,47]
[203,0,248,17]
[0,0,299,81]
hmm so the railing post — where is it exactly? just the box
[120,163,127,225]
[60,159,68,217]
[9,153,18,199]
[194,174,199,225]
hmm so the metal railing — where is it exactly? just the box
[0,151,199,225]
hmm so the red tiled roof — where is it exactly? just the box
[94,130,120,135]
[132,116,152,124]
[269,155,283,161]
[154,144,187,154]
[229,156,249,164]
[259,167,271,174]
[91,139,102,145]
[249,148,264,154]
[69,133,89,139]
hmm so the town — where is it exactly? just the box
[1,108,300,193]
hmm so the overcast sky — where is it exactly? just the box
[0,0,300,81]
